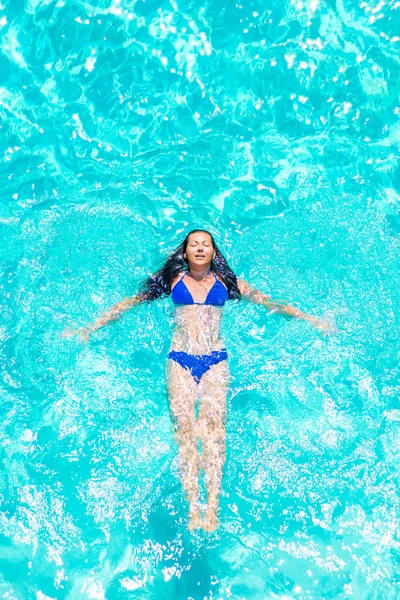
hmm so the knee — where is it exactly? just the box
[174,419,196,443]
[197,415,225,439]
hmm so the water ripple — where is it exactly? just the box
[1,0,400,597]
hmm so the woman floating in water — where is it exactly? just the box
[65,230,333,532]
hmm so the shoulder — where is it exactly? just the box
[171,271,185,290]
[214,273,228,290]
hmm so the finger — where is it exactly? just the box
[61,329,75,338]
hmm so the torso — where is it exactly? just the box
[169,271,227,355]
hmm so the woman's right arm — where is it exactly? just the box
[62,294,143,343]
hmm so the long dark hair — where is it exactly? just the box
[138,229,241,302]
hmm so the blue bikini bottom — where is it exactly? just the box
[167,348,228,384]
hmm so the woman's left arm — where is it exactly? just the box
[237,279,335,334]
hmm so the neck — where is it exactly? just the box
[187,265,211,281]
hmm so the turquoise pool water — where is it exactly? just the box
[1,0,400,597]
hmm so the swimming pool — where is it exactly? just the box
[1,0,400,597]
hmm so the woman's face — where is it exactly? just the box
[184,232,216,269]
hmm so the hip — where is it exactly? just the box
[166,347,228,385]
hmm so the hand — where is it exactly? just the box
[313,319,338,336]
[61,326,92,344]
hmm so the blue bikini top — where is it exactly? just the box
[171,271,228,306]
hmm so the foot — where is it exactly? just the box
[188,507,203,531]
[202,507,219,532]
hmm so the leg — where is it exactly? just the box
[166,358,202,530]
[197,359,229,532]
